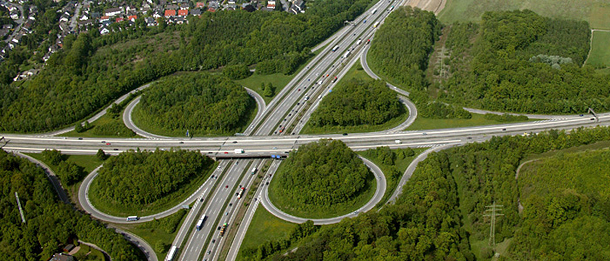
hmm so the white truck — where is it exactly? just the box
[234,149,244,153]
[342,51,350,59]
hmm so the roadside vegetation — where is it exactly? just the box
[249,126,610,260]
[0,0,374,133]
[88,149,216,216]
[116,209,187,259]
[587,31,610,68]
[358,147,426,205]
[406,112,533,130]
[133,73,255,137]
[443,10,610,114]
[0,150,142,260]
[268,139,376,219]
[303,79,406,133]
[237,207,299,261]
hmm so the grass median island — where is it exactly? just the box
[237,207,298,261]
[301,79,407,134]
[268,139,376,219]
[405,112,536,130]
[357,147,426,205]
[115,209,188,259]
[88,149,216,217]
[132,72,256,137]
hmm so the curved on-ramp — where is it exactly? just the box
[260,156,386,225]
[123,86,267,139]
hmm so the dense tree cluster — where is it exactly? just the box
[0,150,142,260]
[92,149,214,210]
[136,73,254,136]
[1,0,374,133]
[369,6,440,93]
[254,126,610,260]
[418,101,471,119]
[274,139,371,207]
[223,64,252,80]
[443,10,610,114]
[483,113,529,122]
[310,79,404,127]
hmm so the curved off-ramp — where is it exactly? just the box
[123,87,266,139]
[260,156,386,225]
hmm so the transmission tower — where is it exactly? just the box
[484,201,503,247]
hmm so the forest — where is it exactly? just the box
[272,139,371,208]
[91,149,214,212]
[0,0,373,133]
[0,150,142,260]
[309,79,404,127]
[135,73,253,136]
[251,126,610,260]
[443,10,610,114]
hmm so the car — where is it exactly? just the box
[232,141,237,143]
[502,128,506,131]
[179,141,184,144]
[342,133,348,136]
[298,89,301,91]
[288,114,292,116]
[422,133,427,135]
[113,148,118,151]
[217,226,221,230]
[212,239,216,243]
[266,182,270,185]
[78,137,83,140]
[226,212,229,216]
[225,185,229,188]
[229,203,232,206]
[467,137,472,139]
[208,251,211,254]
[297,102,300,105]
[308,79,310,81]
[101,141,105,143]
[208,152,213,154]
[273,147,278,149]
[106,143,111,145]
[211,175,215,178]
[326,74,329,77]
[591,118,596,120]
[200,197,204,202]
[224,151,228,154]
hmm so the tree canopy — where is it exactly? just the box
[136,73,254,136]
[273,139,371,208]
[443,10,610,114]
[310,79,404,127]
[0,150,142,260]
[91,149,214,213]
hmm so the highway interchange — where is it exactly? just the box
[2,0,609,260]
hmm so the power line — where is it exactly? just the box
[484,201,503,247]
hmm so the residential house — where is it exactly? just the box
[128,15,137,21]
[49,253,75,261]
[100,16,110,22]
[175,16,185,24]
[191,8,202,16]
[116,17,124,23]
[104,7,122,17]
[289,0,305,14]
[177,9,188,16]
[145,17,157,26]
[166,4,179,10]
[164,10,176,17]
[195,2,205,8]
[267,0,276,9]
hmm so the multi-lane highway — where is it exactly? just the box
[2,0,609,260]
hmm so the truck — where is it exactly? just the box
[366,39,371,44]
[342,51,350,59]
[195,215,206,230]
[395,140,401,144]
[237,187,245,199]
[332,76,338,83]
[332,45,339,52]
[372,8,377,14]
[126,216,139,221]
[165,246,177,261]
[234,149,244,154]
[220,223,228,236]
[251,167,257,175]
[373,21,380,28]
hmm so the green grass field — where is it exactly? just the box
[237,48,324,103]
[114,210,187,260]
[438,0,610,29]
[88,161,217,217]
[60,113,139,138]
[586,31,610,68]
[357,148,426,206]
[268,161,377,219]
[405,113,535,131]
[71,243,106,261]
[236,207,297,261]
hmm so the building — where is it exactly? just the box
[195,2,205,8]
[128,15,137,21]
[49,253,75,261]
[164,10,176,17]
[104,7,122,17]
[177,9,188,16]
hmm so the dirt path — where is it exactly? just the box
[403,0,446,14]
[514,159,540,213]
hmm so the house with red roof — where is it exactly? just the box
[128,15,137,21]
[196,2,205,8]
[164,10,176,17]
[116,17,124,23]
[178,9,188,16]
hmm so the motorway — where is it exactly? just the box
[2,0,609,260]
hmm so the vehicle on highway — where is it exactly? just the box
[332,76,338,83]
[363,19,367,23]
[225,185,229,188]
[179,141,184,144]
[343,133,348,136]
[212,239,216,243]
[366,39,371,44]
[332,45,339,52]
[237,187,245,199]
[166,245,177,261]
[251,167,257,175]
[220,223,228,236]
[356,39,362,45]
[422,132,427,135]
[78,137,83,140]
[232,141,237,143]
[106,142,111,145]
[224,151,228,154]
[101,141,105,143]
[126,216,139,221]
[373,21,380,28]
[342,51,350,59]
[298,88,300,91]
[234,148,244,153]
[372,8,377,14]
[195,215,207,231]
[395,140,401,144]
[502,128,507,131]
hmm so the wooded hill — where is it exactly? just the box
[91,149,214,213]
[136,73,253,136]
[0,150,142,260]
[252,126,610,260]
[272,139,371,208]
[443,10,610,114]
[0,0,374,133]
[309,79,404,127]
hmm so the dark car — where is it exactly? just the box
[225,185,229,188]
[342,133,348,136]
